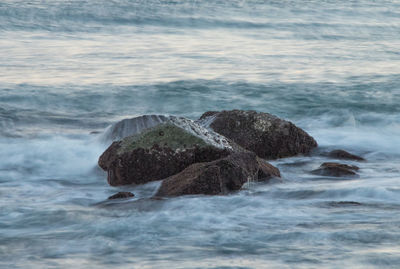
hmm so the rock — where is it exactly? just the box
[322,162,359,171]
[311,162,359,177]
[98,122,234,186]
[257,157,281,181]
[155,152,279,197]
[328,149,365,161]
[198,110,317,159]
[108,192,134,200]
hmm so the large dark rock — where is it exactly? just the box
[311,162,359,177]
[155,152,280,197]
[198,110,317,159]
[98,122,234,186]
[328,150,365,161]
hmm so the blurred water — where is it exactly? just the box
[1,0,400,268]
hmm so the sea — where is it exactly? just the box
[1,0,400,268]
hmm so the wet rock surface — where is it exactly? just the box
[257,157,281,181]
[198,110,317,159]
[311,162,359,177]
[155,152,279,197]
[323,162,359,171]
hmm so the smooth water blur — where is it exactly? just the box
[1,0,400,268]
[1,0,399,85]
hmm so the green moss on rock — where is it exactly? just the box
[118,123,209,154]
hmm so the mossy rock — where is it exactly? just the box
[118,123,208,154]
[98,122,232,186]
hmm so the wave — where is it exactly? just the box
[0,135,104,182]
[1,78,399,135]
[1,0,399,33]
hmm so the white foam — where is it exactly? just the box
[169,116,232,149]
[0,135,104,181]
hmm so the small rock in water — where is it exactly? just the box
[328,149,365,161]
[311,162,359,177]
[108,192,135,200]
[322,162,359,171]
[328,201,362,207]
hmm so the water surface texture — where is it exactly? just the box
[1,0,400,268]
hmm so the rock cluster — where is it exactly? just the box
[98,110,364,198]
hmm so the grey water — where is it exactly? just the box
[1,0,400,268]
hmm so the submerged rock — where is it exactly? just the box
[322,162,359,171]
[311,162,359,177]
[108,192,135,200]
[328,149,365,161]
[198,110,317,159]
[155,152,280,197]
[328,201,362,207]
[98,121,234,186]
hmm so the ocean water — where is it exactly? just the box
[1,0,400,268]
